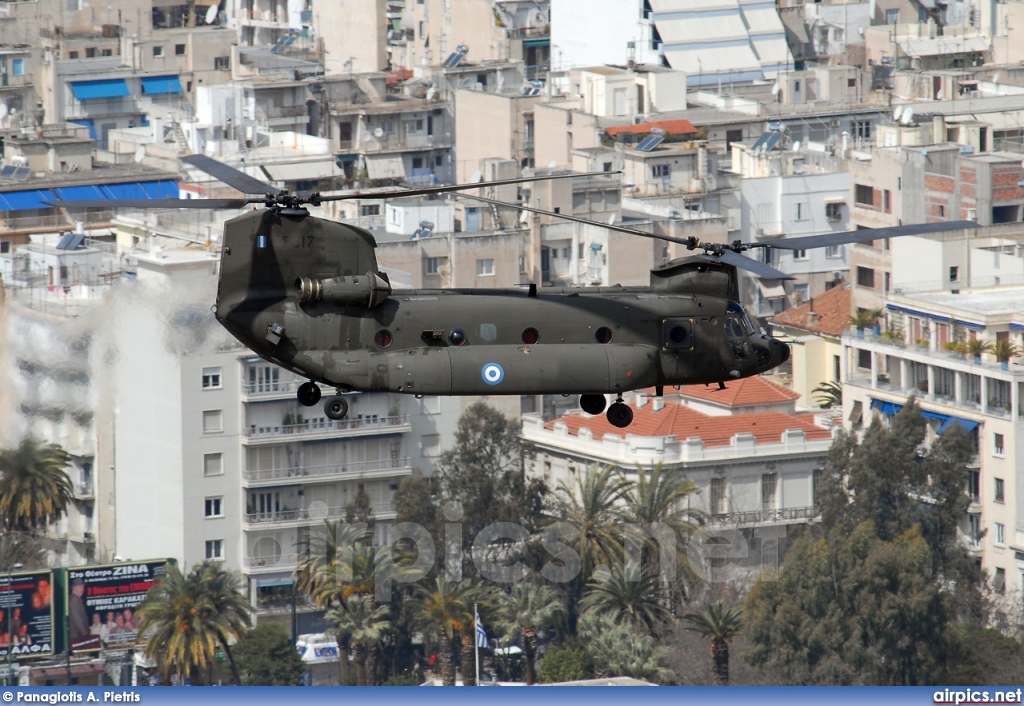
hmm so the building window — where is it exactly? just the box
[205,540,224,560]
[968,470,980,501]
[360,204,380,217]
[710,477,726,515]
[204,452,223,477]
[794,202,808,221]
[857,349,871,369]
[204,497,223,518]
[421,434,440,457]
[85,47,96,58]
[214,56,230,70]
[994,567,1006,594]
[794,249,809,261]
[995,477,1005,503]
[856,266,875,288]
[202,366,222,389]
[175,43,186,55]
[476,258,494,276]
[812,468,823,504]
[153,46,164,57]
[885,8,900,24]
[202,410,223,433]
[826,244,843,259]
[994,433,1005,456]
[69,51,79,59]
[651,164,670,177]
[855,184,873,205]
[854,120,871,140]
[426,257,441,275]
[11,59,23,76]
[761,473,778,510]
[0,241,9,254]
[825,202,842,221]
[996,522,1006,545]
[882,189,891,212]
[949,266,959,282]
[101,49,112,57]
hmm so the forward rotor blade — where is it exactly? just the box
[181,154,281,196]
[696,250,794,280]
[43,198,258,209]
[318,171,621,202]
[756,220,978,251]
[456,192,697,246]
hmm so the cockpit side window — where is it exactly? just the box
[728,301,756,335]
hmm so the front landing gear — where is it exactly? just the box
[297,381,322,407]
[324,396,349,421]
[606,398,633,428]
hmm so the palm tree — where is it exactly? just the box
[409,576,479,686]
[620,464,704,600]
[0,437,74,533]
[326,594,390,686]
[554,465,631,626]
[294,521,372,606]
[966,337,994,362]
[812,380,843,408]
[137,562,253,685]
[681,601,744,686]
[580,561,672,635]
[496,582,564,685]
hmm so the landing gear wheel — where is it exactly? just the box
[580,394,607,415]
[297,381,322,407]
[606,402,633,429]
[324,396,349,421]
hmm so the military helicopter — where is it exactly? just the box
[54,155,974,428]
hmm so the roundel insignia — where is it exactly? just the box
[481,362,505,386]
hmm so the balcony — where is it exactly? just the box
[241,378,298,401]
[242,415,412,445]
[243,457,413,487]
[232,8,289,26]
[243,501,395,527]
[74,480,94,499]
[0,72,32,89]
[706,505,818,528]
[243,552,302,572]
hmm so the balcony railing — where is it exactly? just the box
[244,552,303,569]
[707,505,819,527]
[232,8,288,22]
[244,501,395,525]
[244,415,410,441]
[242,379,297,397]
[75,481,94,498]
[244,457,412,483]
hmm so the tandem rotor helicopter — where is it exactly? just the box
[54,154,974,428]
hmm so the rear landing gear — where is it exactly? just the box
[606,399,633,428]
[297,381,321,407]
[324,396,348,421]
[580,394,607,415]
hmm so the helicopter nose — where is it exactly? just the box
[769,338,790,368]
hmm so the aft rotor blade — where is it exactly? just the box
[456,192,697,246]
[318,171,621,202]
[697,250,794,280]
[181,154,282,196]
[43,198,259,209]
[756,220,978,251]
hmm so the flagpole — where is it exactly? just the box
[474,603,480,686]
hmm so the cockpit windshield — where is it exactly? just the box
[727,301,756,336]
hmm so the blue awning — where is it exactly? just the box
[69,119,96,140]
[71,79,130,100]
[0,189,56,210]
[53,185,106,201]
[937,417,980,434]
[869,399,903,416]
[141,75,182,95]
[140,181,178,198]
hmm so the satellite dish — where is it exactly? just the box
[792,140,801,151]
[771,82,781,95]
[204,4,218,24]
[470,170,482,183]
[993,71,1001,84]
[548,160,557,169]
[361,132,372,142]
[425,86,436,101]
[134,145,145,163]
[902,106,914,124]
[519,210,529,224]
[607,214,616,225]
[0,103,8,120]
[373,127,384,138]
[892,105,904,121]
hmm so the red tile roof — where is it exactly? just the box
[771,284,851,337]
[604,119,698,137]
[547,402,831,447]
[677,375,799,407]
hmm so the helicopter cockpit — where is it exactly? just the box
[725,301,789,373]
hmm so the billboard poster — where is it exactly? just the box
[67,560,166,653]
[0,570,55,659]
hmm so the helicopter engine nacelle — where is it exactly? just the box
[649,257,738,301]
[295,272,392,308]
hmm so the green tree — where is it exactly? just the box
[0,531,47,571]
[137,562,253,685]
[552,465,631,628]
[811,380,843,408]
[326,594,391,686]
[496,582,565,685]
[578,612,673,683]
[745,522,950,685]
[944,623,1024,685]
[681,601,743,686]
[0,437,74,532]
[580,562,671,635]
[538,640,595,683]
[234,623,305,686]
[409,576,478,686]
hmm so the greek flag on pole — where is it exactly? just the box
[475,610,489,649]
